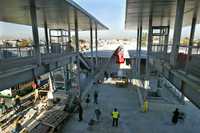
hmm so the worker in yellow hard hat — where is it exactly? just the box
[112,108,120,127]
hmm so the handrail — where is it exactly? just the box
[0,44,75,60]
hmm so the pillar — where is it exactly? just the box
[185,1,199,72]
[146,14,153,76]
[30,0,41,65]
[67,8,71,45]
[138,23,143,76]
[90,19,94,73]
[136,26,140,74]
[95,22,98,66]
[170,0,185,67]
[164,21,170,56]
[74,9,81,96]
[44,20,49,53]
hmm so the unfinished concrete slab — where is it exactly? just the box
[60,79,200,133]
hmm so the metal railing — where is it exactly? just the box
[151,44,200,55]
[0,44,75,60]
[150,44,200,72]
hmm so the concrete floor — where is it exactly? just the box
[60,80,200,133]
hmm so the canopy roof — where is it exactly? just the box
[125,0,200,29]
[0,0,108,30]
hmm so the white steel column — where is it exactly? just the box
[146,14,153,76]
[185,1,199,72]
[74,9,81,96]
[67,8,71,45]
[138,23,142,76]
[164,20,170,56]
[136,26,140,74]
[44,20,49,53]
[170,0,185,67]
[95,22,98,66]
[30,0,41,65]
[90,19,94,73]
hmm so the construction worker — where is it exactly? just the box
[77,103,83,121]
[95,108,101,121]
[143,99,148,112]
[85,94,90,107]
[112,108,120,127]
[94,90,98,104]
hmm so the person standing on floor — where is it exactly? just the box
[85,94,90,107]
[94,90,98,104]
[78,103,83,121]
[95,108,101,121]
[112,108,120,127]
[172,108,180,124]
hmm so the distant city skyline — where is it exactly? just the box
[0,0,200,40]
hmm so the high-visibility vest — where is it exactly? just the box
[143,100,148,112]
[112,111,120,119]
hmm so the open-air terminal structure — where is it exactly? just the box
[0,0,200,132]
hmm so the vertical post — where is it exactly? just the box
[159,17,163,45]
[44,20,49,53]
[185,2,199,72]
[164,24,170,57]
[136,25,140,74]
[146,14,153,76]
[63,66,68,91]
[170,0,185,67]
[90,19,94,73]
[30,0,41,65]
[67,8,71,45]
[138,23,143,76]
[74,9,81,96]
[95,22,98,66]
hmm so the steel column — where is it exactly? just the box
[146,14,153,76]
[44,20,49,53]
[67,8,71,45]
[95,22,98,66]
[170,0,185,67]
[90,19,94,73]
[164,21,170,56]
[74,9,81,96]
[136,26,140,74]
[30,0,41,65]
[185,1,199,72]
[138,23,143,76]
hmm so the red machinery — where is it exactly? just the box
[114,47,125,64]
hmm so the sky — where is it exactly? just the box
[74,0,136,39]
[0,0,200,40]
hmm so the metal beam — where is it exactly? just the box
[30,0,41,65]
[74,9,81,96]
[138,23,143,76]
[90,19,94,72]
[170,0,185,67]
[146,14,153,76]
[95,22,98,66]
[136,25,140,74]
[67,8,71,45]
[44,20,50,53]
[185,1,199,72]
[164,19,170,56]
